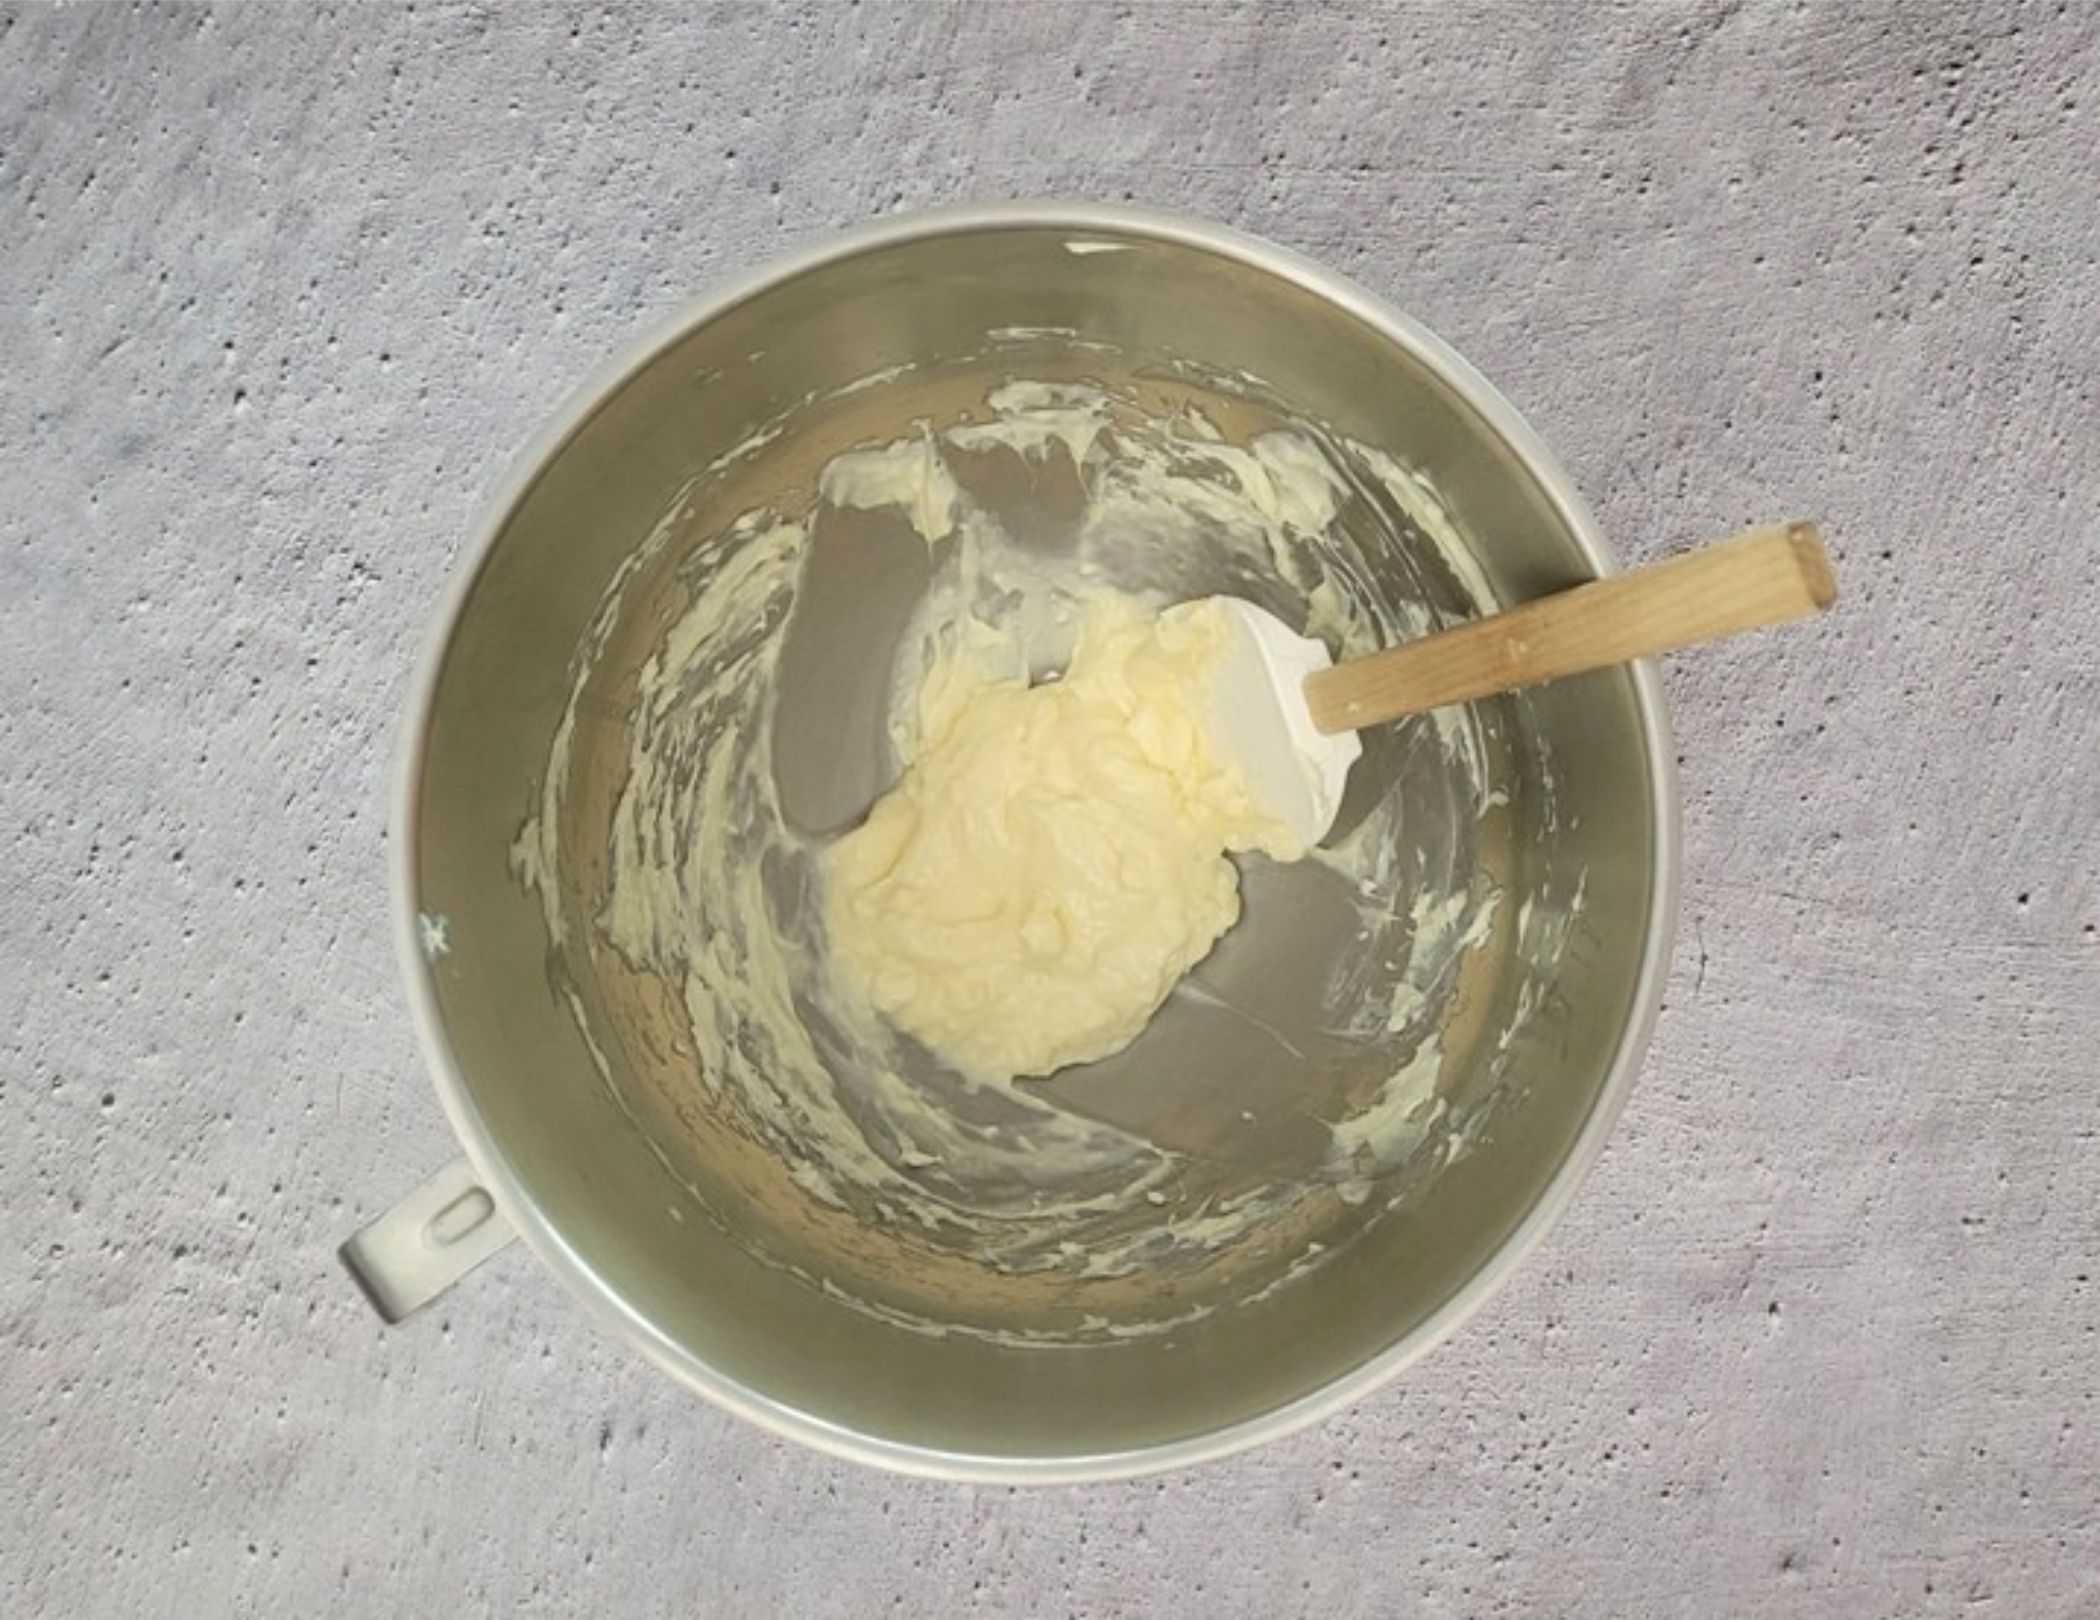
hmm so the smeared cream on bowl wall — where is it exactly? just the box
[512,357,1584,1344]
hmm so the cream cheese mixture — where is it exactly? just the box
[828,595,1301,1081]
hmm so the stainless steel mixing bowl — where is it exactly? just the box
[350,204,1677,1481]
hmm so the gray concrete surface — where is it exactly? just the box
[4,2,2096,1614]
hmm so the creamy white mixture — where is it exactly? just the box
[829,595,1299,1081]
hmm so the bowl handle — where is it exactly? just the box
[338,1156,517,1322]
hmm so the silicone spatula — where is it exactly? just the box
[1197,521,1837,847]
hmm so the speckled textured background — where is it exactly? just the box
[5,2,2097,1614]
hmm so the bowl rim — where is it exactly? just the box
[390,200,1681,1484]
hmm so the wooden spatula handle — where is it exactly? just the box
[1303,521,1836,733]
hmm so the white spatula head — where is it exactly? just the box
[1199,597,1360,850]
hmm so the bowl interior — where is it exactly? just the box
[405,218,1663,1471]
